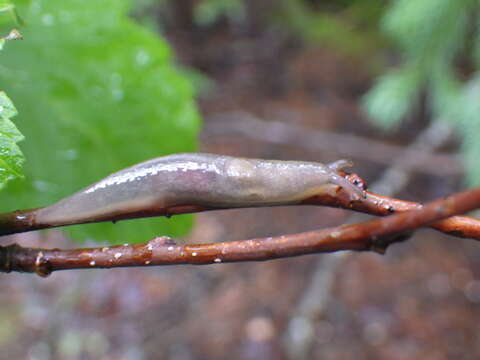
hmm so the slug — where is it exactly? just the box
[32,153,364,227]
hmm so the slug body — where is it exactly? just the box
[34,153,363,226]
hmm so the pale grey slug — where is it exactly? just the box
[32,153,364,227]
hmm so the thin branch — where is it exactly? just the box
[300,180,480,240]
[2,186,480,276]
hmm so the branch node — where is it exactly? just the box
[369,232,413,254]
[148,236,177,248]
[34,251,52,278]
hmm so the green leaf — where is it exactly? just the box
[0,0,201,244]
[0,2,23,28]
[382,0,472,59]
[0,90,17,119]
[0,91,24,188]
[362,65,422,130]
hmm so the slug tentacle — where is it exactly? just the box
[327,159,354,172]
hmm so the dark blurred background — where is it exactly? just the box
[2,0,480,359]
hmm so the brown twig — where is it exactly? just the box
[2,187,480,276]
[301,181,480,240]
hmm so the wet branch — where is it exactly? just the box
[305,173,480,240]
[2,186,480,276]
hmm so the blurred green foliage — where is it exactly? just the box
[193,0,245,26]
[148,0,384,57]
[0,0,201,243]
[133,0,246,29]
[186,0,385,55]
[363,0,480,185]
[275,0,385,56]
